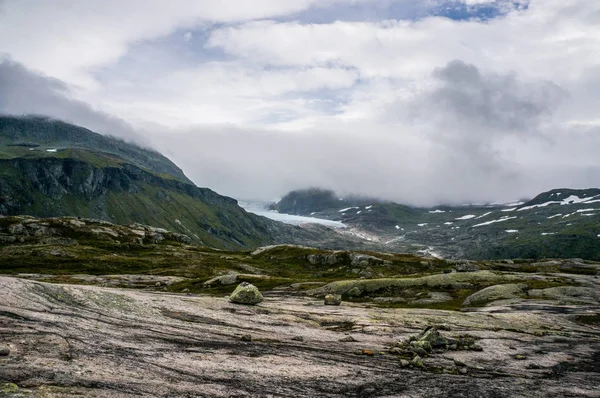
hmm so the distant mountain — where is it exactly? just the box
[273,188,600,260]
[270,188,384,215]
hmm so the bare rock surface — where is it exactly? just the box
[1,276,599,397]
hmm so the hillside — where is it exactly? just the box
[0,116,329,250]
[0,115,192,184]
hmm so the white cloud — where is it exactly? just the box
[0,0,599,204]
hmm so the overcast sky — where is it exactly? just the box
[1,0,599,205]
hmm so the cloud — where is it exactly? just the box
[426,60,565,133]
[0,0,599,205]
[0,59,146,144]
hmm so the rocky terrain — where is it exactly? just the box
[0,216,599,397]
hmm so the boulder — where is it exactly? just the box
[462,283,525,307]
[416,326,448,350]
[205,273,239,286]
[324,294,342,306]
[350,253,383,267]
[229,282,263,305]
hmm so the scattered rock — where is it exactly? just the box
[0,347,10,356]
[453,358,466,367]
[229,282,264,305]
[459,367,468,375]
[411,355,424,367]
[350,253,384,267]
[324,294,342,306]
[400,359,410,367]
[241,334,252,342]
[515,354,527,360]
[455,262,480,272]
[204,273,239,286]
[346,287,362,297]
[292,336,304,342]
[339,336,358,343]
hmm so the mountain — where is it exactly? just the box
[0,115,192,184]
[271,188,383,215]
[0,115,329,249]
[272,188,600,260]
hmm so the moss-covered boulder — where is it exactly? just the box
[462,283,526,307]
[229,282,263,305]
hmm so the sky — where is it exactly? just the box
[0,0,599,206]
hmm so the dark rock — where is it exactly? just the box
[339,336,358,343]
[241,334,252,342]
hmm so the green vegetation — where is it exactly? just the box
[1,216,595,311]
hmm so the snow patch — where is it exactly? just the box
[46,148,57,153]
[472,216,517,227]
[429,209,445,214]
[241,203,345,228]
[541,232,556,236]
[444,222,453,225]
[455,214,476,220]
[547,214,562,219]
[418,223,428,227]
[518,195,600,211]
[339,207,359,213]
[505,230,518,233]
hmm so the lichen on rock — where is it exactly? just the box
[229,282,264,305]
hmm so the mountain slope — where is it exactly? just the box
[0,116,328,249]
[272,188,600,260]
[0,115,192,184]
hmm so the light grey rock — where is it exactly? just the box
[324,294,342,306]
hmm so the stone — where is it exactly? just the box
[339,336,357,342]
[462,284,526,307]
[0,347,9,356]
[400,359,410,367]
[416,326,448,349]
[459,367,468,375]
[292,336,304,342]
[241,334,252,342]
[411,355,424,368]
[229,282,264,305]
[346,287,362,297]
[324,294,342,306]
[204,273,238,286]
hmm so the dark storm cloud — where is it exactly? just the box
[429,60,565,133]
[0,59,147,145]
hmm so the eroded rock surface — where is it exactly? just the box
[0,276,599,397]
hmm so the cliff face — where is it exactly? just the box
[0,150,274,249]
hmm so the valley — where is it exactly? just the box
[0,116,599,397]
